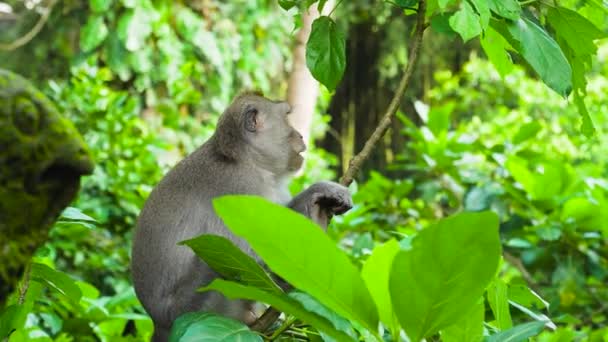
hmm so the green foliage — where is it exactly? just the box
[306,16,346,91]
[169,312,262,342]
[199,280,354,341]
[390,212,500,341]
[180,235,282,294]
[212,195,379,334]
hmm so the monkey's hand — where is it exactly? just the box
[288,181,353,229]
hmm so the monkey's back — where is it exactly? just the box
[131,142,261,331]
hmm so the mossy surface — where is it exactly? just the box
[0,69,94,299]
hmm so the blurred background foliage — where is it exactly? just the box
[1,0,607,340]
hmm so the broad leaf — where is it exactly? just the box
[0,305,27,339]
[512,121,541,144]
[200,279,355,341]
[213,196,379,334]
[438,0,456,10]
[487,321,546,342]
[306,16,346,91]
[449,1,482,42]
[90,0,113,12]
[491,17,572,97]
[573,90,595,136]
[480,25,514,78]
[361,240,401,336]
[440,300,484,342]
[117,9,153,51]
[487,279,513,330]
[169,312,262,342]
[30,263,82,303]
[80,15,108,52]
[488,0,521,21]
[180,235,283,294]
[469,0,490,29]
[389,211,501,342]
[547,7,605,58]
[289,291,357,342]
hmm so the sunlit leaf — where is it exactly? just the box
[440,300,484,342]
[180,235,282,294]
[491,17,572,97]
[487,321,546,342]
[361,240,401,336]
[289,291,357,342]
[30,263,82,302]
[306,16,346,91]
[213,196,379,334]
[200,279,355,341]
[488,0,520,21]
[389,212,501,341]
[481,25,514,78]
[449,1,482,42]
[487,279,513,330]
[80,15,108,52]
[547,7,605,58]
[169,312,262,342]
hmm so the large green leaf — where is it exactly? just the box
[487,321,546,342]
[200,279,355,341]
[30,263,82,303]
[487,279,513,330]
[289,291,357,342]
[180,235,282,294]
[306,16,346,91]
[469,0,490,29]
[438,0,456,10]
[389,211,501,342]
[0,305,27,339]
[90,0,113,12]
[546,7,605,58]
[361,240,401,336]
[213,196,378,334]
[169,312,262,342]
[480,25,514,78]
[488,0,521,21]
[449,1,482,42]
[491,17,572,97]
[80,15,108,52]
[440,300,484,342]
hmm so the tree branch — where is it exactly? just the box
[251,0,428,334]
[340,0,428,186]
[0,0,58,51]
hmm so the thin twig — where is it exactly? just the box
[503,251,538,291]
[18,263,32,305]
[339,0,427,186]
[0,0,58,51]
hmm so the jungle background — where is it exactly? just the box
[1,0,607,341]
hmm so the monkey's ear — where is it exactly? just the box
[244,107,262,132]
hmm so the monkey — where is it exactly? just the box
[131,93,353,341]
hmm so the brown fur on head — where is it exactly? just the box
[211,93,305,174]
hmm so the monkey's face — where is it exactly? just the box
[236,95,306,174]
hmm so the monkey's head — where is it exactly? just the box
[213,93,306,175]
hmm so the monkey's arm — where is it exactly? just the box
[287,181,353,229]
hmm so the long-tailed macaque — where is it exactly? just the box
[131,93,352,341]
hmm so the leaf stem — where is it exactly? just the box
[18,263,32,305]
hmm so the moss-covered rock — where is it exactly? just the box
[0,69,94,300]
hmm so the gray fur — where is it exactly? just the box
[131,94,352,341]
